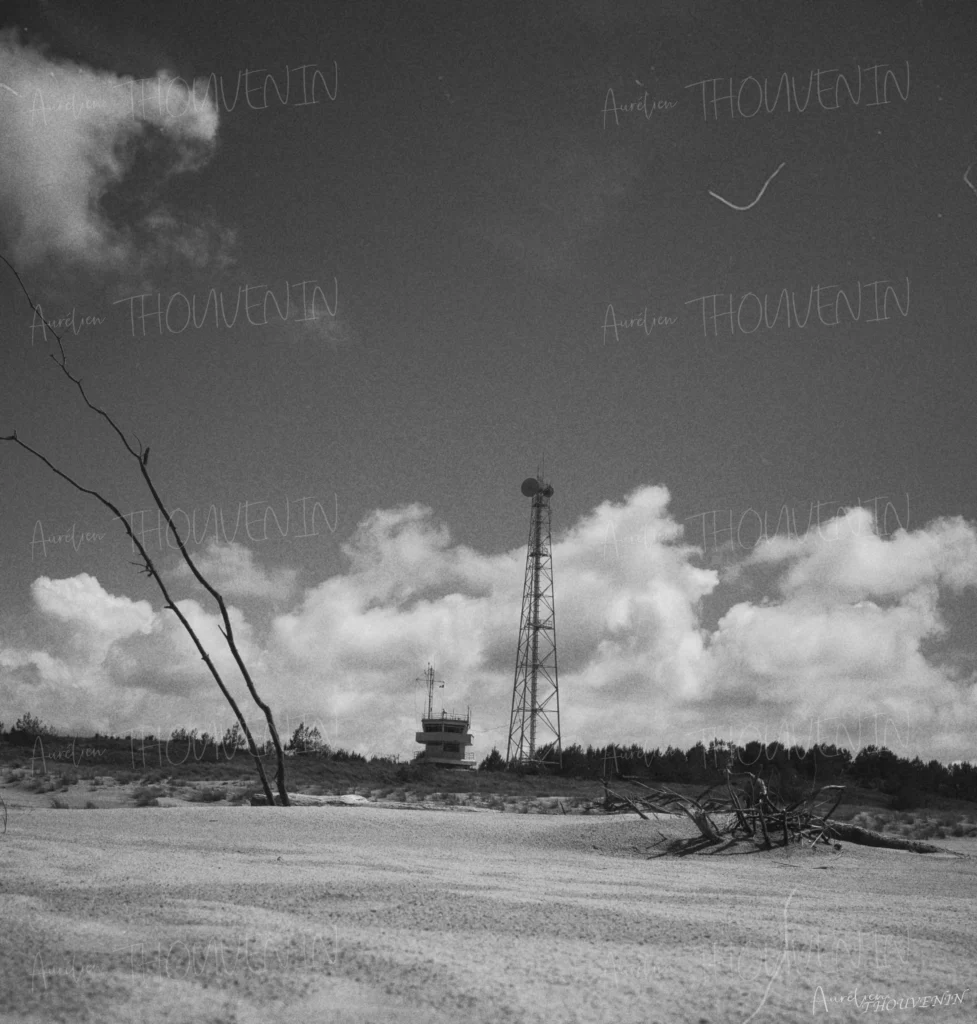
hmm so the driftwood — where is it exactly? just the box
[602,777,722,839]
[821,821,942,854]
[599,779,650,821]
[602,771,949,854]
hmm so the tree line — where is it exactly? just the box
[5,714,974,805]
[0,715,370,765]
[479,738,977,806]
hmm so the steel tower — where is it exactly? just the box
[507,474,561,769]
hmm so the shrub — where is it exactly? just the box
[890,786,924,811]
[479,747,506,772]
[186,787,225,803]
[220,723,246,755]
[133,786,164,807]
[286,722,326,755]
[13,713,52,741]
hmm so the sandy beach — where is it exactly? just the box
[1,795,974,1024]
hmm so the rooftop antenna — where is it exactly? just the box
[415,663,444,719]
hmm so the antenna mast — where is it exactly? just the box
[507,471,562,769]
[416,663,443,719]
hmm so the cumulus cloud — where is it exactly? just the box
[2,571,262,736]
[749,507,977,602]
[169,540,299,602]
[32,573,154,639]
[702,507,977,759]
[0,30,222,270]
[3,491,977,761]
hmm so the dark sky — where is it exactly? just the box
[2,0,976,764]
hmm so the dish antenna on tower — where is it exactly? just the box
[521,476,553,498]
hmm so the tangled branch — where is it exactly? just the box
[601,770,951,854]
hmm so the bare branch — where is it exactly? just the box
[1,253,290,805]
[0,430,277,806]
[136,460,291,804]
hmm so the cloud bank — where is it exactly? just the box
[2,489,976,761]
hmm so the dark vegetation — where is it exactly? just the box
[480,738,977,808]
[2,715,975,814]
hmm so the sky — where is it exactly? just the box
[1,0,976,765]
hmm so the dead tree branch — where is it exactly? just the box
[607,771,948,854]
[1,253,289,805]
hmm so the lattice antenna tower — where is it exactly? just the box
[506,470,562,769]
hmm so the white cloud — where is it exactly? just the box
[0,31,222,270]
[169,541,299,602]
[3,492,977,763]
[31,572,154,639]
[749,507,977,603]
[1,572,261,736]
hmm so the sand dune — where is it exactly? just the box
[1,802,974,1023]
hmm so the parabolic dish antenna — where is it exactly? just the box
[521,477,540,497]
